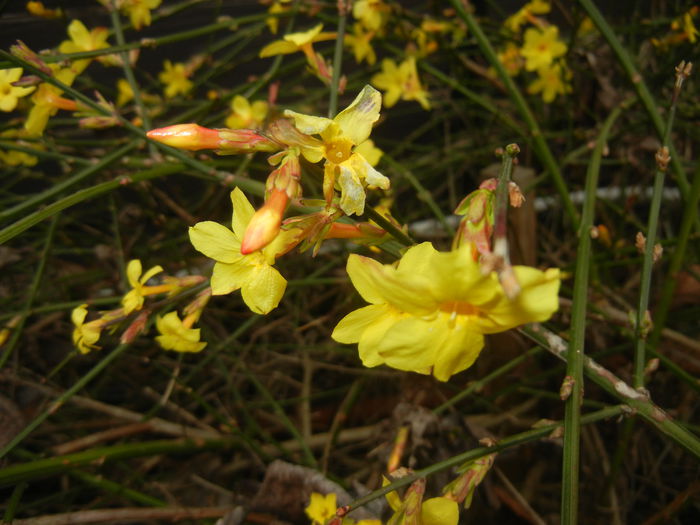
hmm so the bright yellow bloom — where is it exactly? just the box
[71,304,104,354]
[345,23,376,65]
[159,60,193,99]
[305,492,336,525]
[259,23,336,58]
[26,1,63,18]
[371,57,430,110]
[353,0,390,32]
[504,0,550,33]
[0,68,35,112]
[155,311,206,353]
[122,259,164,314]
[332,242,560,381]
[120,0,162,30]
[58,20,109,75]
[283,85,389,215]
[225,95,269,129]
[188,188,298,314]
[0,129,39,167]
[528,62,571,102]
[520,26,567,71]
[24,66,77,137]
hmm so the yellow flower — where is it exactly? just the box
[116,78,134,106]
[122,259,164,314]
[24,66,77,137]
[155,311,206,353]
[497,42,523,76]
[120,0,162,30]
[345,23,376,65]
[283,85,389,215]
[0,68,35,112]
[58,20,109,75]
[265,0,292,34]
[159,60,193,99]
[504,0,550,33]
[71,304,104,354]
[520,26,567,71]
[305,492,336,525]
[673,7,699,43]
[225,95,269,129]
[371,57,430,110]
[259,23,337,59]
[353,0,390,32]
[188,188,298,314]
[332,242,561,381]
[0,129,39,167]
[528,62,571,102]
[26,1,63,18]
[384,477,459,525]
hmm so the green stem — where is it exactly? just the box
[328,4,348,118]
[348,405,624,511]
[561,102,623,524]
[524,325,700,459]
[364,206,414,247]
[448,0,578,228]
[0,344,131,460]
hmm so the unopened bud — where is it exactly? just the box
[635,232,646,254]
[653,243,663,262]
[11,75,42,87]
[508,181,525,207]
[146,124,278,153]
[655,146,670,171]
[11,40,52,75]
[80,116,121,129]
[120,309,150,343]
[240,189,289,254]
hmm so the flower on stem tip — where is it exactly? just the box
[122,259,164,314]
[226,95,269,130]
[259,24,336,82]
[119,0,162,30]
[58,20,109,75]
[71,304,105,354]
[332,242,560,381]
[24,66,78,137]
[520,25,567,72]
[371,57,430,110]
[155,311,206,353]
[188,188,300,314]
[0,68,35,112]
[159,60,193,98]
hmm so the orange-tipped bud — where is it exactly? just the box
[240,189,289,254]
[146,123,222,150]
[325,221,385,240]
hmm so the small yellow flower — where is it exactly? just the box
[265,0,292,34]
[371,57,430,110]
[116,78,134,106]
[384,477,459,525]
[225,95,269,129]
[528,62,571,102]
[71,304,104,354]
[332,242,560,381]
[305,492,336,525]
[283,85,389,215]
[504,0,550,33]
[345,23,376,65]
[58,20,110,75]
[155,311,206,353]
[0,68,35,112]
[259,23,337,58]
[120,0,162,30]
[353,0,390,32]
[122,259,164,314]
[159,60,193,99]
[497,42,523,76]
[0,129,39,167]
[24,66,77,137]
[26,1,63,18]
[672,7,699,43]
[520,26,567,71]
[188,188,298,314]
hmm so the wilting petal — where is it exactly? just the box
[338,164,366,215]
[189,221,241,263]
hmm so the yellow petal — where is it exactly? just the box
[230,187,255,237]
[259,40,299,57]
[355,306,402,368]
[283,109,334,136]
[140,264,163,285]
[126,259,143,287]
[241,263,287,314]
[333,84,381,145]
[231,95,250,117]
[338,164,366,215]
[284,23,323,46]
[332,304,384,343]
[373,316,442,372]
[189,221,241,263]
[210,260,248,295]
[71,304,88,326]
[430,322,484,381]
[422,497,459,525]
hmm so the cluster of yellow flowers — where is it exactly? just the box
[497,0,572,103]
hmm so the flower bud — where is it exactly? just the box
[240,189,289,254]
[146,124,279,153]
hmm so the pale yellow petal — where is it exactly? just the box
[140,264,163,284]
[189,221,241,263]
[422,497,459,525]
[210,260,248,295]
[284,23,323,46]
[355,307,403,368]
[71,304,88,326]
[241,264,287,314]
[231,95,250,117]
[230,187,256,237]
[333,84,381,145]
[283,109,333,136]
[259,40,299,57]
[126,259,143,287]
[332,304,384,344]
[338,164,366,215]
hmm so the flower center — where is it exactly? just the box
[440,300,479,317]
[325,137,353,164]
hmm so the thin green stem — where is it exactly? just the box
[364,206,414,247]
[0,344,131,461]
[561,102,623,524]
[448,0,578,227]
[328,4,348,117]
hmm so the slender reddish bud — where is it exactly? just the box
[146,124,278,153]
[240,189,289,254]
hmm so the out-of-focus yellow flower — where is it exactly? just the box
[504,0,550,33]
[116,78,134,106]
[353,0,390,32]
[371,57,430,110]
[225,95,269,129]
[345,23,376,65]
[26,1,62,19]
[332,242,561,381]
[158,60,193,98]
[0,129,39,167]
[122,259,164,314]
[520,26,567,71]
[384,477,459,525]
[188,188,299,314]
[155,311,206,353]
[305,492,336,525]
[71,304,104,354]
[260,23,336,58]
[672,7,699,43]
[120,0,162,30]
[24,66,77,136]
[58,20,109,75]
[265,0,292,34]
[497,42,523,76]
[283,85,390,215]
[0,68,35,112]
[528,62,571,102]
